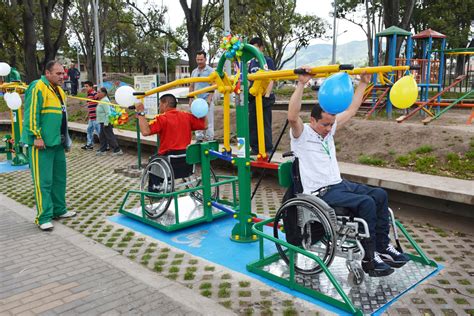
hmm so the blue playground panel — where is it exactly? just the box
[0,161,29,174]
[109,214,441,315]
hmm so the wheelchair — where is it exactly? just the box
[139,150,219,219]
[273,153,402,286]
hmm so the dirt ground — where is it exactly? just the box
[211,106,474,179]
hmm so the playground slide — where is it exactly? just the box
[365,86,391,118]
[422,89,474,125]
[396,75,467,123]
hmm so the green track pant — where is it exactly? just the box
[28,145,67,225]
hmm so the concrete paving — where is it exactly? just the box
[0,195,233,316]
[1,144,473,315]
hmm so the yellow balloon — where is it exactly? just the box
[389,75,418,109]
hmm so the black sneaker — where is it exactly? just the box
[377,244,410,268]
[81,144,93,150]
[362,253,394,277]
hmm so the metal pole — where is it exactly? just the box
[164,41,168,84]
[93,0,103,87]
[77,49,80,75]
[224,0,231,75]
[331,0,337,64]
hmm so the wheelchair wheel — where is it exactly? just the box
[274,195,337,275]
[346,261,364,286]
[187,166,219,203]
[140,157,174,219]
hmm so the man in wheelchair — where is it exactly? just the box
[135,93,207,155]
[287,67,409,277]
[135,94,209,218]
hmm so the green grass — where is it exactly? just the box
[394,143,473,179]
[413,145,433,154]
[0,98,9,112]
[358,155,386,166]
[414,156,437,173]
[274,86,314,100]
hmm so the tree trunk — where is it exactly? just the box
[382,0,415,62]
[40,0,71,72]
[20,0,39,82]
[365,0,373,66]
[180,0,203,72]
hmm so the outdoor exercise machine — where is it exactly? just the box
[115,37,438,314]
[0,77,29,166]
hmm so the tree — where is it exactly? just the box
[230,0,327,69]
[126,0,223,71]
[336,0,384,66]
[39,0,71,71]
[0,1,24,71]
[411,0,474,76]
[17,0,39,82]
[68,0,112,82]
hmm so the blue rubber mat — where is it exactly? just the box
[109,214,441,315]
[0,161,29,174]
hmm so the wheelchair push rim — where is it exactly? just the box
[140,157,174,219]
[273,196,337,275]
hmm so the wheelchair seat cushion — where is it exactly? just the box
[333,206,352,216]
[150,150,194,180]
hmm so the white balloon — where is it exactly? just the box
[6,92,22,110]
[114,86,137,107]
[3,92,12,102]
[0,62,11,76]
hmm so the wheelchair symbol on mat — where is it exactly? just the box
[172,230,208,248]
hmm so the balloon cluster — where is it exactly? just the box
[220,34,244,60]
[109,106,129,126]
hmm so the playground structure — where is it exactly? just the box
[0,81,29,166]
[117,40,438,314]
[364,26,474,123]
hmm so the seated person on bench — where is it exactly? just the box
[135,94,207,156]
[287,67,409,277]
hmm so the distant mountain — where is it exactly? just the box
[281,40,369,69]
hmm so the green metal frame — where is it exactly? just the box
[247,218,438,315]
[216,43,267,242]
[119,142,240,231]
[118,175,239,231]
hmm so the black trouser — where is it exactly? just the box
[71,80,78,95]
[248,95,275,153]
[99,123,120,152]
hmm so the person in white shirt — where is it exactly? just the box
[287,67,409,277]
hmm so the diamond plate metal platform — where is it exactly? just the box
[260,255,438,315]
[125,195,222,225]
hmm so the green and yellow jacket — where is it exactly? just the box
[21,76,72,149]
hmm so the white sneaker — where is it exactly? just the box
[39,222,54,231]
[58,211,76,218]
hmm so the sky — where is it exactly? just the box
[146,0,367,45]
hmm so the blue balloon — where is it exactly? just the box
[318,72,354,114]
[191,98,208,118]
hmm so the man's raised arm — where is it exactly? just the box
[288,67,312,138]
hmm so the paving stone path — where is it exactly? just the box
[1,145,473,315]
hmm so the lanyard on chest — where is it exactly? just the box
[321,140,331,159]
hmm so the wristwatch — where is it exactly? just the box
[137,111,146,116]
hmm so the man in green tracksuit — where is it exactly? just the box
[21,60,76,231]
